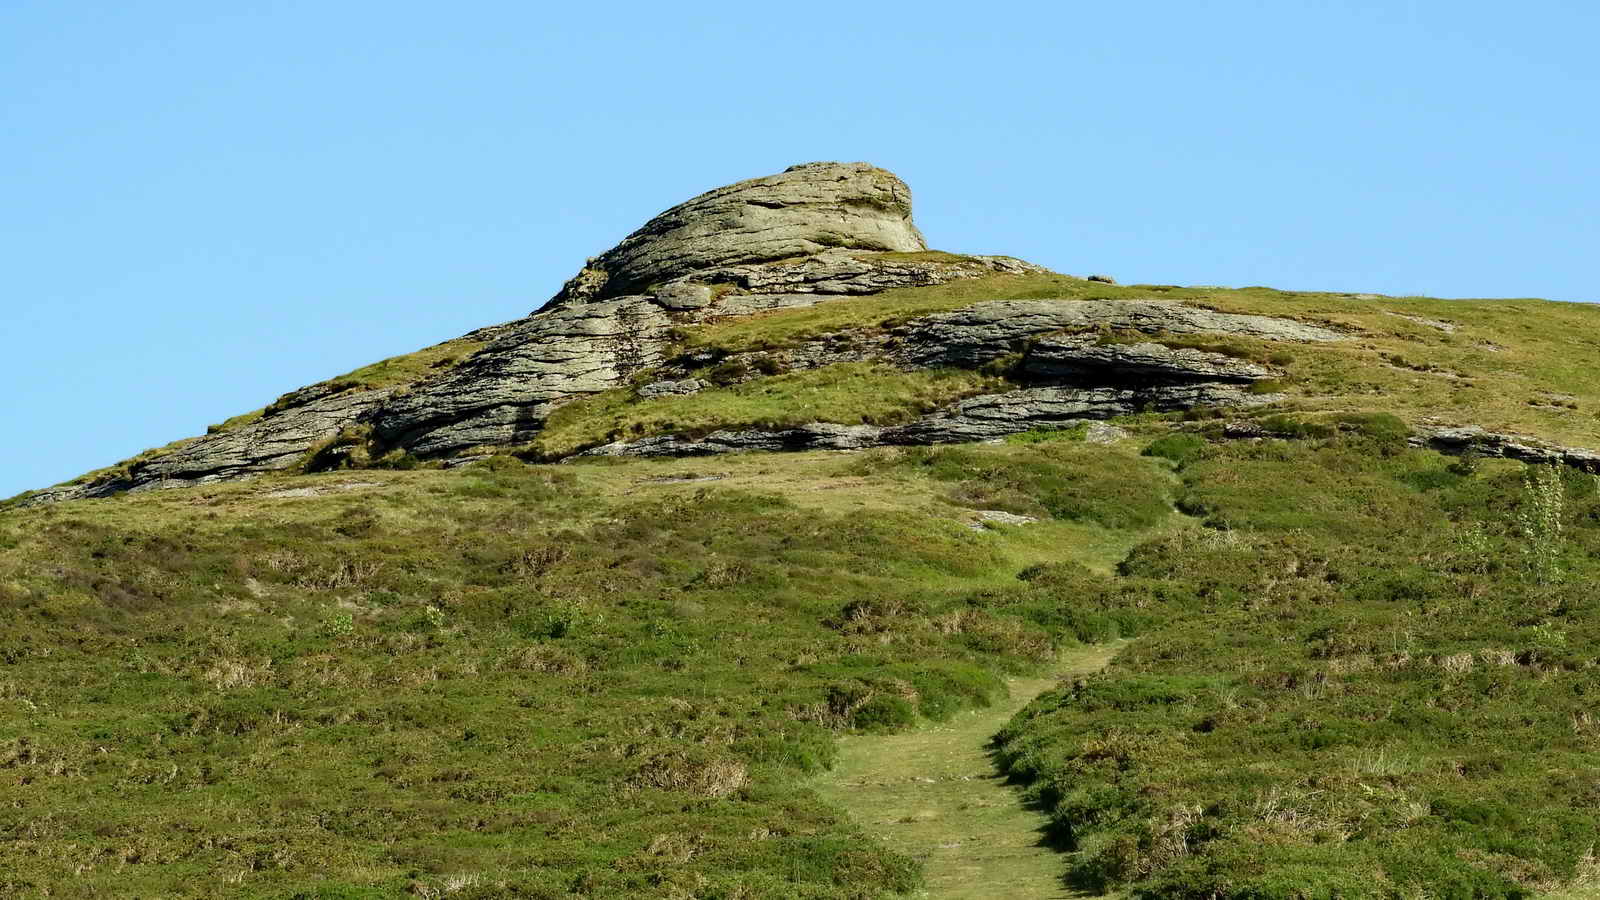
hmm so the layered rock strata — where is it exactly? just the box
[1412,425,1600,472]
[578,383,1274,459]
[21,162,1355,506]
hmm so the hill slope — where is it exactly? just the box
[5,163,1600,898]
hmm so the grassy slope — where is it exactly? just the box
[814,643,1124,900]
[0,438,1171,898]
[10,270,1600,897]
[994,438,1600,898]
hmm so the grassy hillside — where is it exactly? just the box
[994,435,1600,898]
[0,440,1176,897]
[7,273,1600,897]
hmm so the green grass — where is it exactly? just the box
[993,434,1600,898]
[0,442,1176,897]
[813,644,1124,900]
[329,335,488,393]
[16,257,1600,897]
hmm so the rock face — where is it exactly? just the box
[900,300,1344,369]
[547,163,926,306]
[20,387,395,505]
[20,161,1364,506]
[1413,425,1600,472]
[372,297,675,456]
[577,382,1280,459]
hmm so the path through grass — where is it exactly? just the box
[814,643,1124,899]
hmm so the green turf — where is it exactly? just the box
[0,444,1176,897]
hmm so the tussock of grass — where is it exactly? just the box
[529,362,1010,457]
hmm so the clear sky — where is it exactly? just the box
[3,1,1596,499]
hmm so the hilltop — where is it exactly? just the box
[4,164,1600,898]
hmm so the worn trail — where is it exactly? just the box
[813,644,1121,899]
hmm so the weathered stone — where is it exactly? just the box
[654,283,714,311]
[546,162,927,306]
[675,250,1048,319]
[1223,421,1268,439]
[372,297,673,456]
[580,423,883,458]
[683,248,1044,296]
[902,299,1345,368]
[637,379,707,399]
[886,384,1273,444]
[18,387,395,505]
[576,382,1273,461]
[1412,425,1600,470]
[1021,337,1273,383]
[971,510,1038,529]
[1083,422,1131,444]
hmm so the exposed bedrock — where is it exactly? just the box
[22,162,1363,505]
[1412,425,1600,472]
[371,297,674,454]
[578,383,1277,459]
[901,300,1345,368]
[1019,337,1272,383]
[547,162,928,306]
[20,387,395,506]
[659,247,1049,316]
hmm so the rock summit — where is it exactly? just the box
[547,162,927,307]
[20,161,1356,506]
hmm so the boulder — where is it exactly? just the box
[547,162,927,306]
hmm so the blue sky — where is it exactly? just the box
[3,0,1596,499]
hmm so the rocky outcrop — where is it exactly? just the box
[1018,338,1271,383]
[1412,425,1600,472]
[890,384,1273,443]
[371,297,673,456]
[579,383,1278,459]
[22,387,394,505]
[664,248,1047,318]
[547,162,926,306]
[21,162,1363,506]
[901,300,1344,369]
